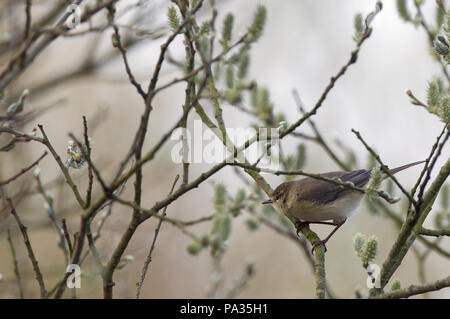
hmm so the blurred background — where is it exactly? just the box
[0,0,449,298]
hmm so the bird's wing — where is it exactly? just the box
[295,169,371,204]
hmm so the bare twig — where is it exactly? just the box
[8,198,47,298]
[107,6,146,100]
[136,175,179,299]
[292,89,350,171]
[23,0,32,41]
[62,219,73,257]
[351,129,416,205]
[0,151,47,186]
[82,116,94,208]
[7,228,25,298]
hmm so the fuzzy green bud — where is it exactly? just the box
[238,53,250,79]
[435,38,450,56]
[186,240,203,255]
[427,78,444,108]
[230,189,246,216]
[209,211,232,256]
[366,167,383,196]
[167,6,180,32]
[190,0,201,8]
[199,20,210,36]
[438,95,450,123]
[224,89,242,105]
[295,144,306,170]
[211,212,232,243]
[248,5,266,41]
[200,234,210,247]
[353,232,365,258]
[245,218,259,231]
[225,66,234,89]
[213,183,227,213]
[222,13,234,45]
[391,279,401,291]
[353,13,363,42]
[362,235,378,266]
[396,0,411,22]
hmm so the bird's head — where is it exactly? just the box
[262,182,291,210]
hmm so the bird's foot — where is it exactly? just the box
[311,240,327,254]
[295,220,310,236]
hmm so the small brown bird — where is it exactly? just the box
[262,160,425,253]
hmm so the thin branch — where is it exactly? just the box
[229,162,400,204]
[410,125,447,201]
[416,130,450,207]
[8,198,47,298]
[107,6,146,100]
[136,175,179,299]
[420,227,450,237]
[38,125,86,208]
[0,0,120,91]
[377,276,450,299]
[82,116,94,207]
[7,228,25,298]
[351,129,416,205]
[292,89,350,171]
[23,0,32,41]
[61,219,73,257]
[280,13,378,140]
[0,151,47,186]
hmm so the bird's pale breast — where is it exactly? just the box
[284,191,364,224]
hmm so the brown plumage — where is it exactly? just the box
[262,161,425,252]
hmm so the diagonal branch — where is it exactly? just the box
[135,175,179,299]
[0,151,47,186]
[351,129,416,205]
[8,198,47,298]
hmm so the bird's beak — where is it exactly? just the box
[262,198,273,205]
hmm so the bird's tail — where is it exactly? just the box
[388,160,426,175]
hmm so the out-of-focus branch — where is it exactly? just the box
[0,151,47,186]
[8,198,47,298]
[0,0,121,91]
[292,89,350,171]
[351,129,416,204]
[7,228,24,298]
[136,174,179,299]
